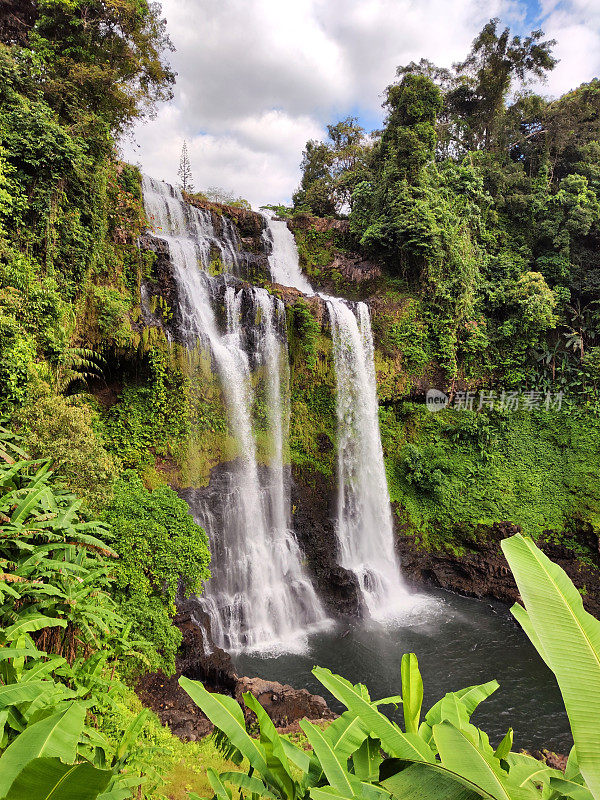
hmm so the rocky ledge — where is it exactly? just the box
[136,606,335,742]
[397,521,600,618]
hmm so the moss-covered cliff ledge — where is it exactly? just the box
[284,215,600,609]
[288,214,383,299]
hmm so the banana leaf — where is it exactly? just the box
[400,654,422,734]
[179,677,271,779]
[502,534,600,799]
[433,721,532,800]
[3,756,111,800]
[0,703,86,796]
[313,668,433,763]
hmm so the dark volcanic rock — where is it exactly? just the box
[396,521,600,618]
[235,676,334,728]
[137,581,336,740]
[291,471,364,617]
[136,605,237,741]
[175,604,238,694]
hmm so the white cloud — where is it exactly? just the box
[120,0,599,206]
[537,1,600,97]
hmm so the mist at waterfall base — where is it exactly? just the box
[234,588,572,753]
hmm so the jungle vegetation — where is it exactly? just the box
[293,19,600,400]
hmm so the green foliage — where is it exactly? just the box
[295,22,598,398]
[21,396,119,512]
[101,346,192,470]
[291,299,320,371]
[0,427,212,798]
[380,403,600,554]
[101,470,211,674]
[198,187,252,209]
[293,117,369,216]
[286,301,337,481]
[503,534,600,798]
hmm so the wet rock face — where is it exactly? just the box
[185,195,266,244]
[184,195,272,284]
[138,233,180,318]
[396,521,600,618]
[175,603,238,694]
[291,471,364,618]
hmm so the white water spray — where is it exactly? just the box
[262,213,409,616]
[142,176,327,651]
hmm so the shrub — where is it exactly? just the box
[102,471,211,674]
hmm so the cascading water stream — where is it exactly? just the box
[262,211,314,294]
[262,213,410,616]
[326,299,410,616]
[142,177,327,651]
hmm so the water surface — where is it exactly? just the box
[234,588,572,753]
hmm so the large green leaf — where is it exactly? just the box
[420,681,499,747]
[352,736,382,783]
[4,616,66,644]
[243,692,295,798]
[207,768,232,800]
[3,757,111,800]
[301,719,357,797]
[0,649,42,663]
[549,777,595,800]
[219,771,278,799]
[454,683,500,718]
[313,668,433,763]
[280,737,312,773]
[502,534,600,799]
[10,486,49,524]
[400,654,422,734]
[0,681,56,710]
[382,761,493,800]
[309,784,388,800]
[0,703,86,795]
[502,752,560,794]
[179,677,270,778]
[322,711,368,767]
[433,721,531,800]
[493,730,513,761]
[309,788,355,800]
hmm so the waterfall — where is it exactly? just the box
[262,211,314,294]
[326,298,410,616]
[141,176,327,652]
[262,212,409,616]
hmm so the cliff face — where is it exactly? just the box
[282,215,600,614]
[97,195,600,618]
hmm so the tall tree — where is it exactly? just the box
[396,19,557,156]
[178,141,194,193]
[451,19,557,150]
[32,0,175,135]
[293,117,368,216]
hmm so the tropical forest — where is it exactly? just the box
[0,0,599,798]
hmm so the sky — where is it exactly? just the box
[120,0,600,208]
